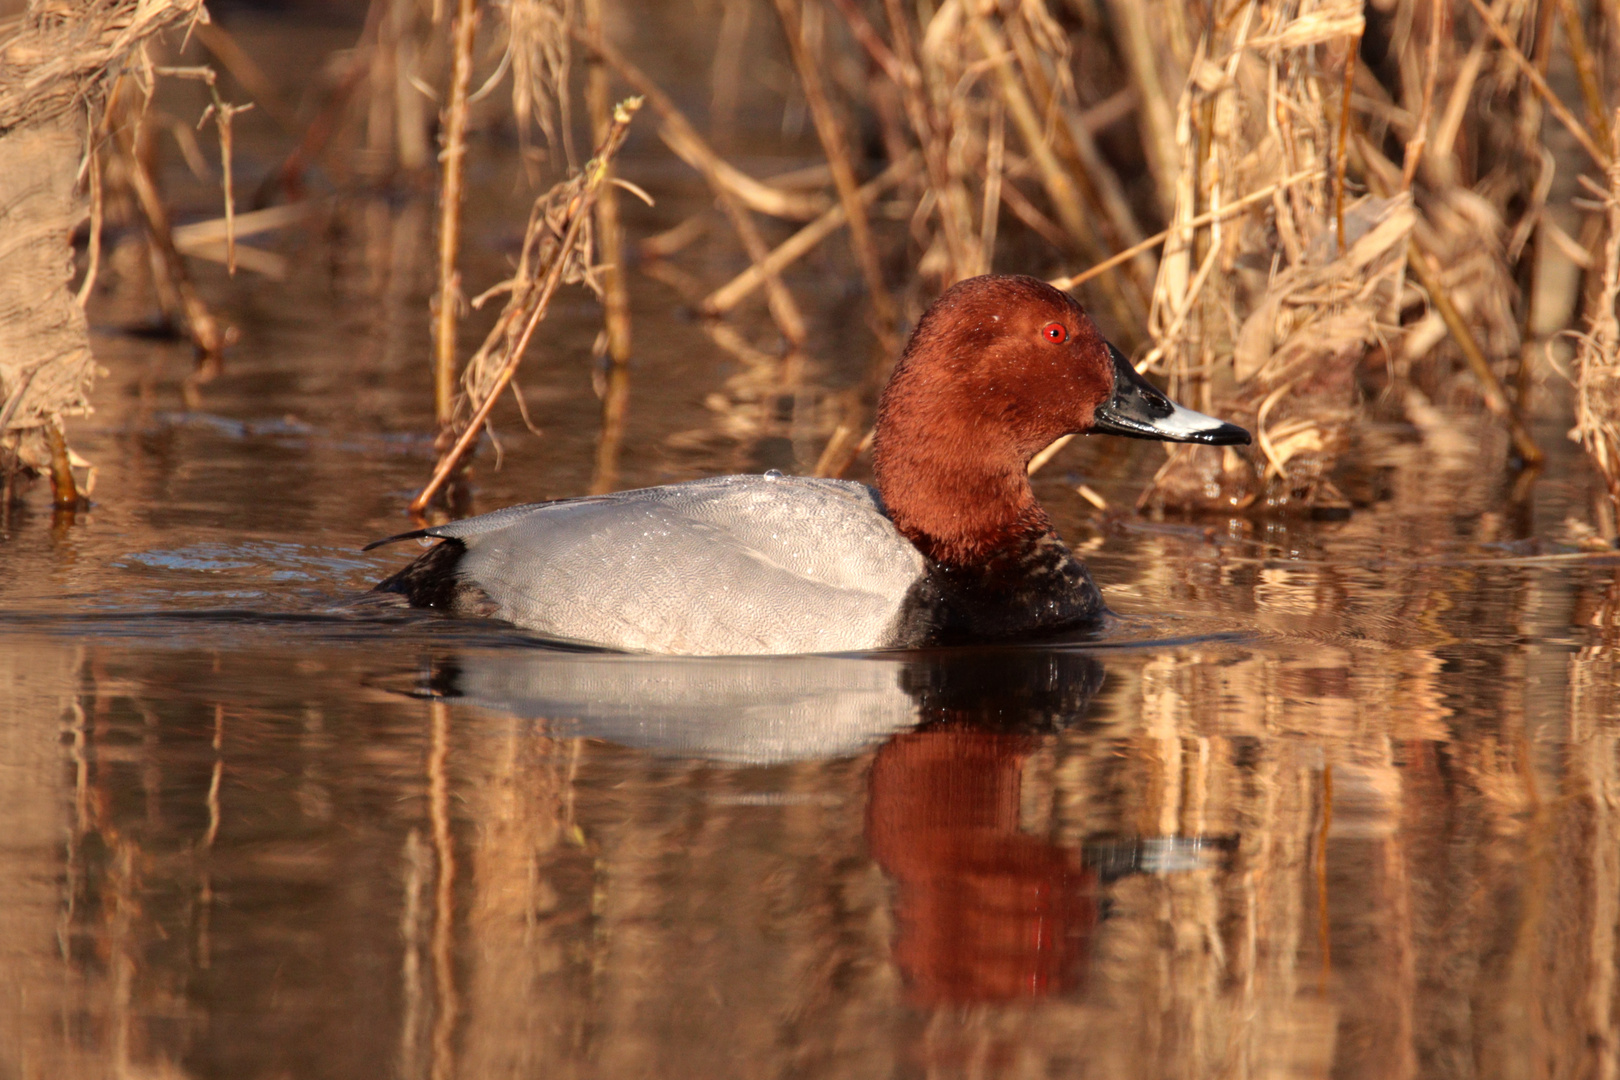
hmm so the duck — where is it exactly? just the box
[367,274,1250,655]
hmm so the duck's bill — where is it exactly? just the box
[1090,344,1252,446]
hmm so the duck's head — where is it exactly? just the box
[872,274,1250,565]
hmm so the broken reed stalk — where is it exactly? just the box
[575,25,808,346]
[154,65,251,274]
[432,0,481,435]
[410,99,641,514]
[1573,114,1620,534]
[1407,239,1543,464]
[45,420,78,509]
[112,102,229,362]
[1049,169,1325,291]
[770,0,898,351]
[585,0,632,495]
[207,100,247,275]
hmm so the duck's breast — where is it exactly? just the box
[432,475,930,655]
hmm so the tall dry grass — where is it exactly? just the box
[34,0,1620,531]
[0,0,208,507]
[380,0,1620,525]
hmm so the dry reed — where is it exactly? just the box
[431,0,481,435]
[1570,112,1620,540]
[584,0,632,495]
[0,0,206,502]
[410,97,641,513]
[38,0,1620,533]
[506,0,1620,518]
[107,77,233,371]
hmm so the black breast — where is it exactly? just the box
[893,531,1106,647]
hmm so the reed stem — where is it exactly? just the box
[116,115,229,361]
[432,0,480,435]
[586,0,632,495]
[771,0,897,349]
[1467,0,1607,167]
[1407,240,1543,465]
[575,26,809,345]
[411,99,641,513]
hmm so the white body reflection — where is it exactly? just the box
[436,650,925,763]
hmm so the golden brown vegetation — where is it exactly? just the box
[0,0,208,507]
[9,0,1620,535]
[271,0,1620,531]
[7,8,1620,1080]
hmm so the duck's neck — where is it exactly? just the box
[874,411,1108,645]
[874,436,1057,569]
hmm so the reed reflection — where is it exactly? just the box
[3,607,1616,1080]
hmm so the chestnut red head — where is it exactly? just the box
[872,275,1250,566]
[876,275,1250,457]
[875,275,1122,461]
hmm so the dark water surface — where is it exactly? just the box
[6,24,1620,1080]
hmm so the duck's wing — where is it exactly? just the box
[376,476,929,655]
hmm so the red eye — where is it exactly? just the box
[1042,322,1067,343]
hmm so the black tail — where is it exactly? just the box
[374,539,475,612]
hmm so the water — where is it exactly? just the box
[5,19,1620,1080]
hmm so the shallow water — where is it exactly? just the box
[6,17,1620,1080]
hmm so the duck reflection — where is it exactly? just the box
[868,723,1094,1003]
[420,644,1110,763]
[423,645,1230,1006]
[869,652,1230,1005]
[425,648,925,762]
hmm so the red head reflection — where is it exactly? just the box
[865,726,1097,1005]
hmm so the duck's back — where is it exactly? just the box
[377,474,930,655]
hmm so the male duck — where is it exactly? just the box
[369,275,1250,654]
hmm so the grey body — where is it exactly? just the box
[410,474,930,655]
